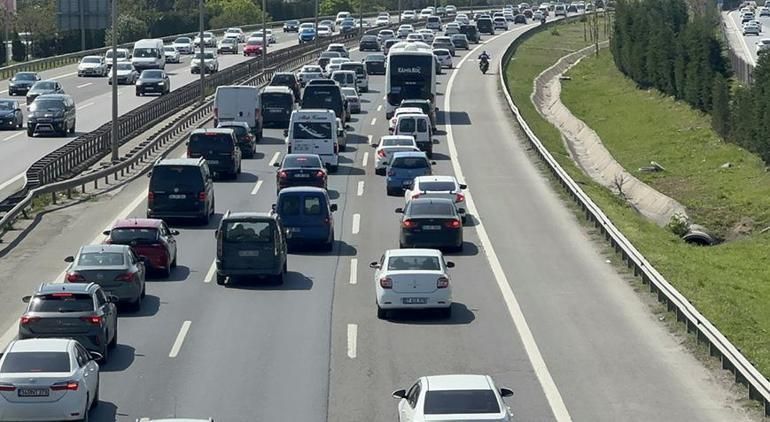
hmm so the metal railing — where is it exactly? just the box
[500,17,770,417]
[721,21,754,85]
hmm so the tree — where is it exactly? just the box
[207,0,267,29]
[14,0,56,60]
[710,73,730,139]
[320,0,356,16]
[11,32,25,62]
[104,14,150,45]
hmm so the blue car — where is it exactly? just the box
[273,187,337,250]
[385,151,434,195]
[299,28,317,43]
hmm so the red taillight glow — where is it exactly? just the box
[148,191,154,204]
[377,149,387,158]
[455,193,465,203]
[402,219,418,229]
[379,277,392,289]
[80,316,103,325]
[66,273,85,283]
[20,315,40,325]
[0,384,15,392]
[411,193,420,199]
[114,273,133,282]
[444,219,461,229]
[198,191,206,201]
[315,170,326,178]
[50,381,79,391]
[278,171,288,179]
[388,170,395,176]
[437,277,449,288]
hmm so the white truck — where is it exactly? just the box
[285,109,339,172]
[214,85,263,140]
[131,39,166,71]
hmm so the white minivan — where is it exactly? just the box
[394,113,433,158]
[286,109,339,172]
[214,85,264,140]
[131,39,166,71]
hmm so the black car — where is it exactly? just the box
[459,24,480,43]
[567,4,578,13]
[340,20,356,33]
[359,35,381,51]
[136,69,171,96]
[8,71,40,96]
[273,154,328,193]
[147,157,215,224]
[217,121,257,158]
[514,14,527,24]
[27,94,76,137]
[451,34,470,50]
[261,86,295,129]
[364,53,386,75]
[26,79,64,105]
[269,72,301,101]
[395,198,464,251]
[186,128,242,179]
[283,20,300,32]
[477,18,495,35]
[0,99,23,130]
[318,51,342,69]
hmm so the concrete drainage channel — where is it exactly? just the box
[500,17,770,416]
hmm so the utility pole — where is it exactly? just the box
[314,0,319,45]
[110,0,118,161]
[199,0,205,105]
[261,0,266,72]
[398,0,402,24]
[359,0,364,36]
[3,6,10,66]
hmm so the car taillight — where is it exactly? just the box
[50,381,79,391]
[402,219,418,229]
[278,171,288,179]
[198,191,206,201]
[388,170,395,176]
[80,316,103,325]
[444,219,461,229]
[437,277,449,288]
[66,272,85,283]
[148,191,154,205]
[379,277,392,289]
[114,273,134,282]
[455,193,465,203]
[377,149,387,158]
[0,384,15,392]
[315,170,326,178]
[20,315,40,325]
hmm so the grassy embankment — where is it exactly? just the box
[506,20,770,378]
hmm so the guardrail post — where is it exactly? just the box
[51,192,56,205]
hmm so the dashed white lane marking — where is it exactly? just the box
[0,90,7,94]
[169,321,192,358]
[352,213,360,234]
[347,324,357,358]
[76,102,94,111]
[444,29,573,422]
[349,259,358,285]
[251,180,263,195]
[370,118,377,126]
[52,71,78,80]
[367,135,373,145]
[362,152,369,167]
[376,104,382,112]
[357,180,364,196]
[268,151,281,166]
[3,132,24,141]
[204,261,216,283]
[76,82,92,88]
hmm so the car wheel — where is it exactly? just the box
[27,128,33,137]
[99,345,108,364]
[324,233,334,252]
[61,121,68,137]
[91,377,99,408]
[377,305,388,320]
[171,252,178,268]
[201,212,210,225]
[18,118,23,129]
[69,120,76,134]
[375,167,384,176]
[160,261,171,278]
[130,296,141,311]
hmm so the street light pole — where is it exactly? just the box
[79,0,86,51]
[110,0,118,161]
[3,6,10,66]
[359,0,363,37]
[314,0,319,45]
[261,0,266,72]
[198,0,205,105]
[398,0,402,24]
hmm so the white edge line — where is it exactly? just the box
[2,132,25,141]
[204,261,217,283]
[77,82,93,88]
[347,323,357,358]
[169,320,192,358]
[349,258,358,285]
[357,180,364,196]
[251,180,264,195]
[444,27,573,422]
[367,135,373,145]
[370,118,377,126]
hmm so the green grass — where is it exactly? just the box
[506,20,770,379]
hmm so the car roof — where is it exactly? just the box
[113,218,163,229]
[8,338,74,353]
[392,151,428,159]
[262,86,293,94]
[279,186,327,194]
[387,248,443,257]
[191,128,234,135]
[80,244,129,253]
[382,135,415,141]
[223,211,275,221]
[36,282,97,295]
[217,121,251,128]
[156,157,203,167]
[35,94,69,100]
[424,374,493,391]
[396,107,424,113]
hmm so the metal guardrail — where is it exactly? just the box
[721,21,754,85]
[500,17,770,417]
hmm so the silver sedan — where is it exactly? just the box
[64,244,146,310]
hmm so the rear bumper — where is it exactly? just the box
[216,262,282,277]
[99,282,142,303]
[400,230,462,249]
[377,290,452,310]
[148,209,206,220]
[0,391,86,421]
[285,225,332,242]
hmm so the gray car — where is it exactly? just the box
[18,283,118,362]
[25,79,64,105]
[64,244,146,310]
[215,212,288,285]
[109,62,139,85]
[450,34,470,50]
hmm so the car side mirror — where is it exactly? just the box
[147,172,152,177]
[457,208,466,214]
[273,162,281,167]
[89,351,103,362]
[213,229,219,239]
[500,388,514,398]
[171,230,180,236]
[345,124,352,130]
[446,261,455,268]
[330,204,338,212]
[102,230,110,236]
[22,296,31,303]
[430,161,437,165]
[392,389,407,399]
[64,256,75,263]
[459,183,467,189]
[395,207,404,213]
[369,261,380,268]
[108,295,119,303]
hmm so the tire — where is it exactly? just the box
[99,345,108,364]
[69,120,76,134]
[375,168,385,176]
[140,283,146,299]
[201,212,210,225]
[78,395,90,422]
[216,273,226,285]
[324,231,334,252]
[159,262,171,278]
[130,296,141,312]
[27,128,33,137]
[61,121,68,137]
[18,118,23,129]
[171,252,178,268]
[91,377,99,408]
[108,325,118,349]
[377,305,388,320]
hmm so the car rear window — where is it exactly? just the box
[419,181,456,192]
[219,125,249,138]
[271,74,295,84]
[303,196,323,215]
[279,195,324,216]
[29,293,94,313]
[189,133,234,152]
[408,201,454,216]
[223,221,273,242]
[392,156,429,169]
[77,252,125,266]
[110,227,159,244]
[284,155,322,168]
[398,118,428,133]
[1,352,71,373]
[382,138,414,146]
[150,165,204,192]
[423,390,500,414]
[387,256,440,271]
[262,93,293,108]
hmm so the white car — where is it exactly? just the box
[77,55,108,77]
[163,45,181,63]
[297,64,325,86]
[392,374,514,422]
[375,143,420,175]
[108,62,139,85]
[405,175,468,222]
[378,29,396,42]
[341,87,361,113]
[190,51,219,74]
[318,25,333,38]
[325,57,350,76]
[418,29,435,43]
[433,48,453,68]
[371,248,454,319]
[406,33,426,43]
[0,338,101,422]
[104,48,130,69]
[224,27,245,42]
[389,107,424,133]
[376,16,390,26]
[494,17,509,30]
[265,29,277,44]
[744,22,761,35]
[193,31,216,47]
[398,24,415,38]
[402,10,417,21]
[420,8,433,19]
[444,23,461,36]
[454,13,469,24]
[172,36,194,54]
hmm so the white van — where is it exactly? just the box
[330,70,357,90]
[394,113,433,158]
[336,11,352,26]
[131,39,165,71]
[214,85,263,140]
[426,16,442,31]
[286,109,339,172]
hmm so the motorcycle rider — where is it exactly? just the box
[478,51,491,62]
[478,51,490,73]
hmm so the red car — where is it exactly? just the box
[243,39,263,56]
[103,218,179,277]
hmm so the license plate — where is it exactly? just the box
[18,388,49,397]
[402,297,427,305]
[268,109,283,113]
[238,250,260,257]
[423,225,441,230]
[168,194,186,199]
[206,160,219,165]
[294,173,310,178]
[402,181,413,187]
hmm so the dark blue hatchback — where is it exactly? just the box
[274,187,337,250]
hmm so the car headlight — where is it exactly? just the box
[158,82,165,85]
[136,80,144,85]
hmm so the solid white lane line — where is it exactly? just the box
[367,135,373,145]
[76,82,92,89]
[2,132,24,141]
[444,31,573,422]
[204,261,216,283]
[349,259,358,285]
[357,181,364,196]
[370,118,377,126]
[169,321,192,358]
[376,104,382,112]
[268,151,281,166]
[76,102,94,111]
[347,324,357,358]
[352,213,360,234]
[362,152,369,167]
[251,180,263,195]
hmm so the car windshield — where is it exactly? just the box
[134,48,157,58]
[223,221,273,242]
[382,137,414,146]
[423,390,501,414]
[77,252,125,266]
[222,38,236,44]
[387,255,441,271]
[82,57,101,63]
[29,293,94,313]
[141,70,163,79]
[116,63,133,70]
[32,81,56,90]
[14,72,36,81]
[341,88,357,97]
[0,100,15,110]
[392,156,429,169]
[362,36,377,41]
[0,352,71,373]
[435,50,449,56]
[30,99,64,111]
[283,155,322,168]
[175,37,191,43]
[164,46,176,52]
[194,52,214,59]
[321,52,340,58]
[262,92,293,108]
[189,133,233,152]
[419,181,456,192]
[110,227,159,244]
[271,74,295,84]
[408,201,455,216]
[150,166,204,191]
[303,66,322,73]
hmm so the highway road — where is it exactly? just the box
[723,10,770,66]
[0,17,755,422]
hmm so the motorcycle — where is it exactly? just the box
[479,58,489,74]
